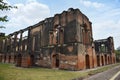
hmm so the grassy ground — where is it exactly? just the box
[0,63,120,80]
[0,63,87,80]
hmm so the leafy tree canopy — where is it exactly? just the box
[115,50,120,55]
[0,0,17,22]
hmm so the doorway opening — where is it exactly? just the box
[53,54,59,68]
[30,55,35,66]
[97,55,100,66]
[86,54,90,69]
[16,54,22,66]
[101,56,104,66]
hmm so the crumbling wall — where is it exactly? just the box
[0,8,116,71]
[94,37,116,67]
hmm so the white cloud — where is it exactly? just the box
[80,0,104,8]
[92,19,120,49]
[2,0,50,34]
[88,6,120,49]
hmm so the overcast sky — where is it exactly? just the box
[0,0,120,49]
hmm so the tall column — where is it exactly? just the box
[11,33,18,63]
[21,28,32,67]
[27,28,31,54]
[14,32,18,54]
[3,39,7,63]
[19,31,23,52]
[8,35,12,53]
[9,35,14,63]
[1,40,5,62]
[10,36,12,53]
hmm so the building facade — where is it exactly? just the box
[0,8,116,70]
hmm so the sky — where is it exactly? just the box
[0,0,120,49]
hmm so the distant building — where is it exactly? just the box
[0,8,116,70]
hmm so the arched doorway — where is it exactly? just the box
[30,55,35,66]
[97,55,100,66]
[105,55,107,65]
[101,56,104,66]
[16,54,22,66]
[52,54,59,68]
[86,54,90,69]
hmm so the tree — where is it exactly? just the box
[0,0,16,41]
[0,0,16,22]
[115,47,120,62]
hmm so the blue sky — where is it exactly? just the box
[0,0,120,49]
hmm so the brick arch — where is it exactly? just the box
[52,54,59,68]
[104,54,107,65]
[101,55,104,66]
[97,55,100,66]
[30,55,35,66]
[85,54,90,69]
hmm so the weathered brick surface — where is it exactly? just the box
[5,54,11,63]
[16,54,22,67]
[0,8,116,70]
[77,54,86,70]
[21,54,31,67]
[10,54,16,63]
[59,54,77,70]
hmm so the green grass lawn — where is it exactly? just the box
[0,63,120,80]
[0,63,87,80]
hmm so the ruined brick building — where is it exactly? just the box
[0,8,116,70]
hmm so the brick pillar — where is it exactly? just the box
[99,54,102,66]
[9,36,12,63]
[14,33,18,65]
[21,28,32,67]
[7,36,12,63]
[107,55,109,64]
[21,54,31,67]
[6,54,9,63]
[10,54,16,63]
[4,38,8,63]
[92,48,97,68]
[111,53,116,64]
[103,54,105,65]
[19,31,23,52]
[77,54,85,70]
